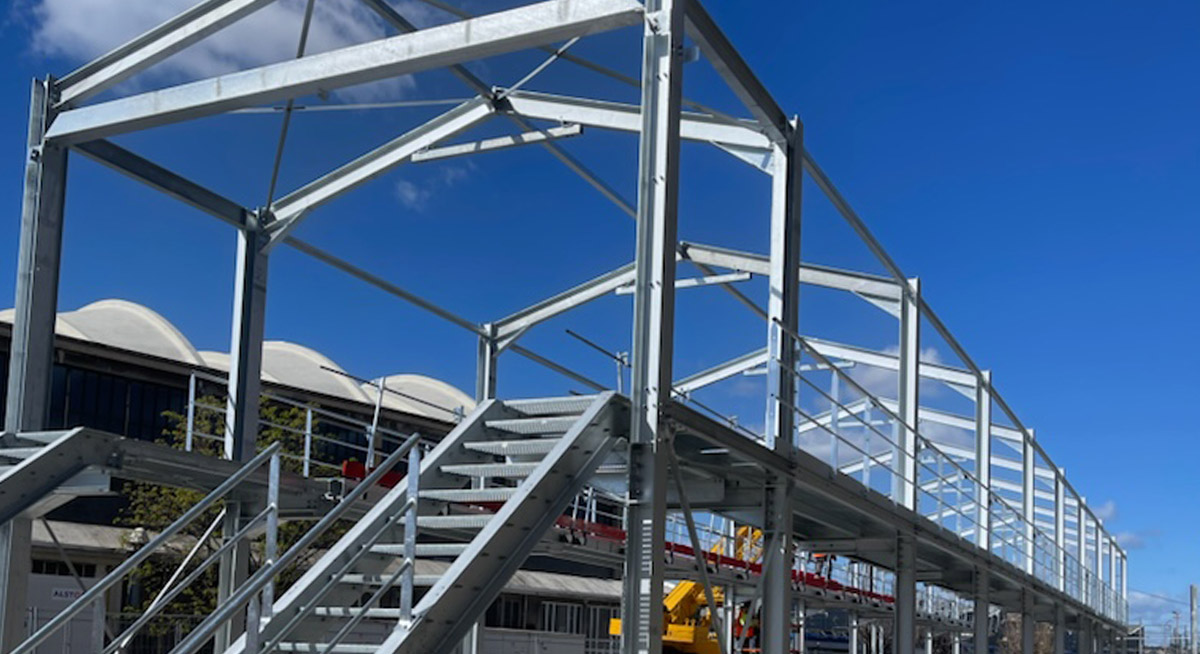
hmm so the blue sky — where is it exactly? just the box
[2,0,1197,633]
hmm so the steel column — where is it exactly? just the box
[1190,585,1197,654]
[1023,429,1036,575]
[762,117,803,654]
[621,0,684,651]
[974,567,990,654]
[1078,502,1088,605]
[896,532,917,654]
[2,77,68,653]
[1056,468,1067,591]
[1022,591,1036,654]
[896,278,920,510]
[216,223,267,650]
[1055,603,1067,654]
[975,371,992,550]
[476,325,498,402]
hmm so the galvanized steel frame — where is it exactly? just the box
[3,0,1129,652]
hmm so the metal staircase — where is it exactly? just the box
[232,392,628,654]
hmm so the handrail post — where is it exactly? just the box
[261,451,280,619]
[400,445,420,627]
[185,372,197,451]
[303,407,313,478]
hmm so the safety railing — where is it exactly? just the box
[765,319,1127,623]
[183,370,421,477]
[13,442,284,654]
[169,432,422,654]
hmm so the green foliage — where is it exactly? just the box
[115,396,351,627]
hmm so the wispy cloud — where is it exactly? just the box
[1093,499,1118,522]
[394,161,475,211]
[1115,529,1159,551]
[22,0,443,101]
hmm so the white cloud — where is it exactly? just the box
[25,0,440,101]
[394,179,431,210]
[394,161,474,211]
[1093,499,1118,522]
[1115,531,1145,550]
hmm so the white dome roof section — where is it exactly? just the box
[364,374,476,421]
[261,341,370,403]
[0,308,89,340]
[59,300,203,365]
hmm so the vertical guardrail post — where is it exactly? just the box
[1079,499,1088,606]
[185,372,196,452]
[302,407,312,478]
[261,451,280,619]
[1055,467,1066,592]
[400,445,420,627]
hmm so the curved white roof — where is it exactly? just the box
[362,374,476,421]
[0,299,473,421]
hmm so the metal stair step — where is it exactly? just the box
[503,395,596,416]
[440,462,538,479]
[484,416,577,435]
[416,514,493,530]
[463,438,562,456]
[340,573,441,587]
[0,447,46,460]
[370,542,468,557]
[419,487,517,503]
[277,643,381,653]
[310,607,404,619]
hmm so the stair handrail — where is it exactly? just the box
[12,441,283,654]
[169,432,422,654]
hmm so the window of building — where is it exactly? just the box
[31,558,97,578]
[540,601,583,635]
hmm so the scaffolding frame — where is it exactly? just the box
[5,1,1129,653]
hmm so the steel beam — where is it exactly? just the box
[761,119,803,654]
[224,226,268,462]
[71,139,249,228]
[802,335,975,388]
[502,89,771,150]
[682,0,791,145]
[410,124,582,162]
[679,241,903,301]
[45,0,644,143]
[265,98,494,247]
[475,325,498,402]
[2,79,67,651]
[55,0,277,107]
[622,0,684,650]
[612,271,751,294]
[495,262,637,339]
[673,347,768,396]
[896,278,920,510]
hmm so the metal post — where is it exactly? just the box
[1078,502,1088,606]
[1055,603,1066,654]
[762,115,803,654]
[217,221,268,649]
[1189,585,1196,654]
[850,612,859,654]
[974,567,989,654]
[185,372,197,451]
[975,371,992,550]
[1023,429,1035,575]
[400,446,420,626]
[1022,591,1035,654]
[2,77,68,652]
[1055,469,1066,591]
[302,407,312,478]
[896,278,920,510]
[475,325,498,402]
[260,452,280,619]
[896,532,917,654]
[621,0,684,651]
[926,629,934,654]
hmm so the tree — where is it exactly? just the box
[115,396,350,632]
